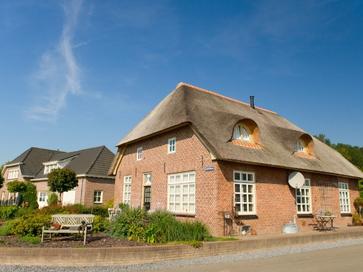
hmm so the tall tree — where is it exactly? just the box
[47,168,78,204]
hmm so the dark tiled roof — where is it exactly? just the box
[6,147,63,177]
[114,82,363,179]
[33,146,115,179]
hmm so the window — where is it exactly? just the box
[123,176,132,205]
[168,137,176,154]
[295,140,306,152]
[234,171,256,215]
[338,182,351,213]
[295,179,312,214]
[93,191,103,204]
[136,147,143,161]
[38,192,47,202]
[233,125,251,141]
[7,169,19,179]
[168,172,195,215]
[44,163,59,174]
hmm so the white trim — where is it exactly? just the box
[338,182,351,213]
[233,170,256,215]
[123,176,132,205]
[295,179,312,215]
[167,137,176,154]
[167,171,196,215]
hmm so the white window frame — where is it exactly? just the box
[295,179,312,214]
[338,182,351,213]
[123,176,132,205]
[7,169,19,180]
[168,137,176,154]
[234,171,256,215]
[167,171,196,215]
[136,147,143,161]
[93,190,103,204]
[38,192,47,202]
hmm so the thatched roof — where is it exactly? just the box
[115,83,363,179]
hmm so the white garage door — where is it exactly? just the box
[62,190,76,205]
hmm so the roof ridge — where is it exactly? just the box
[176,82,277,114]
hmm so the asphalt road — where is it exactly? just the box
[151,244,363,272]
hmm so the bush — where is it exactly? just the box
[93,215,110,233]
[12,214,51,236]
[353,197,363,214]
[0,220,18,236]
[110,208,210,244]
[22,182,38,209]
[0,206,18,220]
[47,193,58,206]
[352,213,362,225]
[110,206,148,241]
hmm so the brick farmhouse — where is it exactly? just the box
[110,83,363,236]
[1,146,115,207]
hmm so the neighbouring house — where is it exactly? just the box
[1,146,115,208]
[109,82,363,236]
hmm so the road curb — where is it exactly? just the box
[1,228,363,266]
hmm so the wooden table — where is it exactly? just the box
[315,215,336,231]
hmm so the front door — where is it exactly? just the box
[143,186,151,211]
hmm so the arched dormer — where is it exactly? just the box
[231,119,260,147]
[295,134,314,157]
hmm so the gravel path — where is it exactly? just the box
[1,238,363,272]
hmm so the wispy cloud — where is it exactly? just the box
[27,0,83,122]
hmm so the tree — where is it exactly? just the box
[0,165,4,189]
[47,168,78,204]
[6,180,38,208]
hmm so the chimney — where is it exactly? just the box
[250,96,255,109]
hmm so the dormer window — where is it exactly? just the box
[296,139,306,152]
[7,169,19,180]
[231,119,260,148]
[295,134,314,157]
[233,124,251,141]
[44,163,59,175]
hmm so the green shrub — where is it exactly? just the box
[12,214,51,236]
[110,209,210,243]
[353,197,363,214]
[93,215,110,233]
[109,206,148,240]
[22,182,38,209]
[0,220,18,236]
[352,213,362,225]
[0,206,18,220]
[47,193,58,206]
[20,235,41,244]
[88,206,109,217]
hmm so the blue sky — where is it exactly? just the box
[1,0,363,164]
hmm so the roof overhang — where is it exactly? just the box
[218,158,363,180]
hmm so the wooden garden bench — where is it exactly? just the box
[41,214,95,245]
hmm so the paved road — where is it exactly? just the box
[151,244,363,272]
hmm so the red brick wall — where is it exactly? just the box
[114,125,221,235]
[33,177,115,207]
[114,126,360,236]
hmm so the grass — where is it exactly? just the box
[20,235,41,245]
